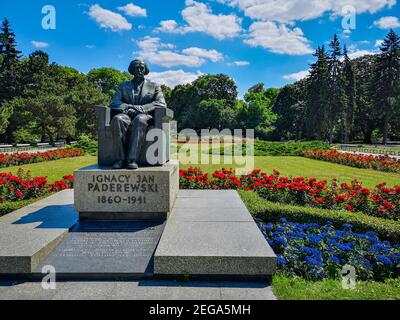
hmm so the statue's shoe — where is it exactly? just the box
[126,161,139,170]
[112,160,125,169]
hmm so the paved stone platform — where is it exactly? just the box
[0,189,276,281]
[154,190,276,279]
[34,220,165,279]
[0,280,276,300]
[0,190,77,274]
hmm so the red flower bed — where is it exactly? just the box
[303,149,400,173]
[0,148,84,168]
[0,169,74,203]
[180,168,400,220]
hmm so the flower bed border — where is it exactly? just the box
[240,190,400,243]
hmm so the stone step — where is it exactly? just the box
[154,190,276,280]
[0,190,78,275]
[0,189,276,281]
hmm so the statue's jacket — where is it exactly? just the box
[109,79,166,121]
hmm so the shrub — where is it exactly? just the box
[68,134,98,155]
[0,194,50,218]
[257,218,400,281]
[0,170,74,204]
[240,190,400,243]
[303,149,400,173]
[0,148,84,168]
[209,141,331,156]
[180,168,400,220]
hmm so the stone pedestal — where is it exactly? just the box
[74,161,179,220]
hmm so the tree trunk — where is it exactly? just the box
[382,114,389,145]
[343,119,349,144]
[328,128,334,144]
[363,129,373,144]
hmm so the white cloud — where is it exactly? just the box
[373,16,400,29]
[375,39,384,47]
[348,50,375,59]
[181,47,224,62]
[155,20,183,33]
[89,4,132,32]
[86,45,96,49]
[155,0,242,40]
[31,41,49,48]
[217,0,396,23]
[117,3,147,17]
[244,21,313,55]
[283,70,309,81]
[141,50,205,67]
[228,61,250,66]
[136,37,223,67]
[147,70,202,88]
[136,36,175,51]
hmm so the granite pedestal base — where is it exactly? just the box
[74,161,179,220]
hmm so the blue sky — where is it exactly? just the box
[2,0,400,96]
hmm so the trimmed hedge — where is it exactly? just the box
[209,140,331,157]
[239,190,400,243]
[0,194,51,218]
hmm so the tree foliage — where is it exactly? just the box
[273,31,400,143]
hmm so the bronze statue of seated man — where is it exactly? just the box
[109,59,166,170]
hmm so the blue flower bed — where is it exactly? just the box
[256,218,400,281]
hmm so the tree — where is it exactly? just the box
[6,51,77,142]
[168,83,195,129]
[191,74,238,108]
[61,67,108,139]
[87,67,131,101]
[0,18,22,138]
[326,34,345,144]
[341,46,356,144]
[178,74,238,130]
[161,84,172,106]
[372,29,400,144]
[305,46,330,140]
[237,87,279,139]
[248,83,265,94]
[272,80,307,141]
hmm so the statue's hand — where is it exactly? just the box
[132,105,145,114]
[126,109,137,119]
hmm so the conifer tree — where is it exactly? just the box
[341,45,356,144]
[0,18,22,138]
[373,29,400,144]
[326,34,345,144]
[305,46,330,140]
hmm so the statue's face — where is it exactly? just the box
[132,63,146,78]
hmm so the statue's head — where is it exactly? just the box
[128,59,149,78]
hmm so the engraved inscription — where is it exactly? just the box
[87,174,159,194]
[55,233,157,258]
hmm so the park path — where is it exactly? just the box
[0,280,276,300]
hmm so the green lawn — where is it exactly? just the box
[0,155,97,183]
[180,156,400,189]
[0,154,398,188]
[273,275,400,300]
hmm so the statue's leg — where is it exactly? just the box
[127,114,150,163]
[110,114,131,162]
